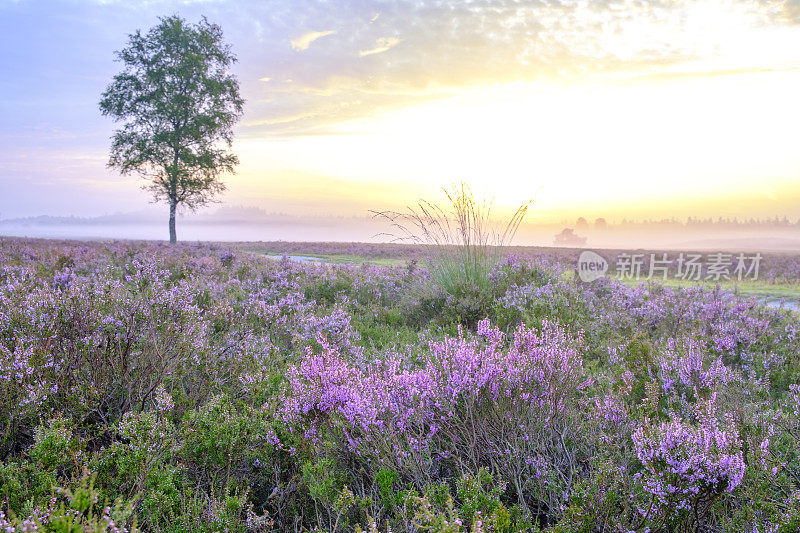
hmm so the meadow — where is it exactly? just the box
[1,237,799,532]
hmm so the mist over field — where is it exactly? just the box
[3,208,799,253]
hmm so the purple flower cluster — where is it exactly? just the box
[0,256,208,430]
[299,306,362,356]
[654,339,737,412]
[282,319,587,482]
[632,406,745,516]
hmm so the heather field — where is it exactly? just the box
[2,237,800,532]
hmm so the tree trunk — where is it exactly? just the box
[168,198,177,244]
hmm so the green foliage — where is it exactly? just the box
[305,276,353,305]
[301,458,358,531]
[29,417,82,475]
[353,312,419,350]
[442,281,495,329]
[375,467,405,510]
[455,469,507,531]
[551,457,630,533]
[54,254,75,272]
[90,406,180,529]
[400,286,450,328]
[302,457,341,506]
[0,459,57,517]
[163,485,268,533]
[408,488,463,533]
[180,395,272,489]
[454,470,531,533]
[0,472,139,532]
[138,467,183,530]
[0,418,84,516]
[403,477,533,533]
[622,335,656,409]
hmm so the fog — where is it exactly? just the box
[0,221,386,244]
[2,218,798,253]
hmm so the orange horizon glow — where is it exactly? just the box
[230,68,800,222]
[224,0,800,222]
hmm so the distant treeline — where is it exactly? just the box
[572,216,800,229]
[3,211,799,231]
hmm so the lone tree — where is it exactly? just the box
[100,16,244,243]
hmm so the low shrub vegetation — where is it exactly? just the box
[1,237,799,531]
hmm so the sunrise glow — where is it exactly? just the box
[1,0,799,226]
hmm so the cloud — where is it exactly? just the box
[235,0,800,139]
[258,77,271,82]
[290,30,335,51]
[752,0,800,22]
[359,37,401,57]
[27,0,794,140]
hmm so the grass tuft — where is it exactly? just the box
[373,182,531,295]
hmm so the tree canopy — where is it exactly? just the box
[99,15,244,243]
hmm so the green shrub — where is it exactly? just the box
[180,395,273,490]
[90,393,182,530]
[455,469,514,532]
[375,467,406,511]
[407,486,462,533]
[157,485,270,533]
[0,472,139,532]
[306,276,353,305]
[0,460,56,517]
[301,457,360,531]
[29,416,82,474]
[0,417,84,516]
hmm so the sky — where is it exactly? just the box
[1,0,800,225]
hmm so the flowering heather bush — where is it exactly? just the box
[0,237,799,531]
[0,257,209,454]
[283,319,591,520]
[633,406,746,525]
[652,339,739,415]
